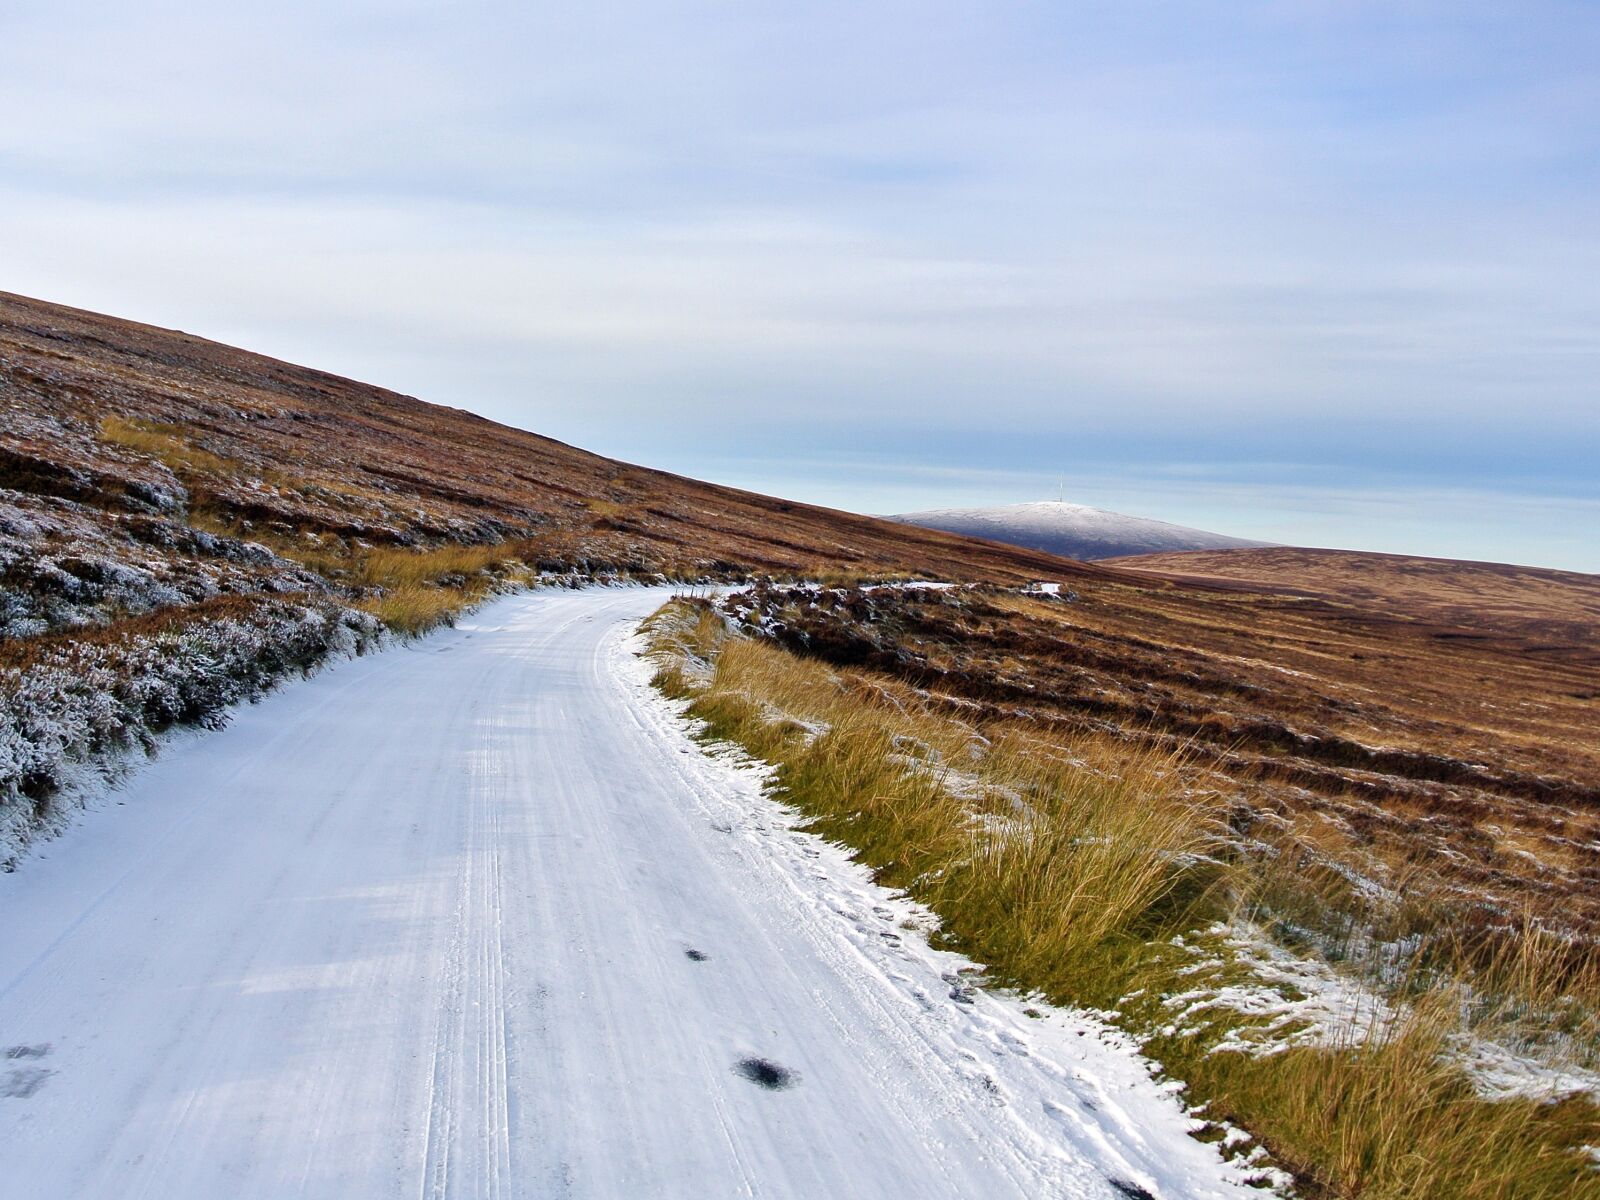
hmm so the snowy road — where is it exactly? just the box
[0,589,1254,1199]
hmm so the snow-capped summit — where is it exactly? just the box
[890,500,1273,562]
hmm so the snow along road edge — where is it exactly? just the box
[608,601,1274,1198]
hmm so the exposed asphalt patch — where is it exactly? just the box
[733,1057,796,1091]
[3,1044,50,1059]
[684,948,709,961]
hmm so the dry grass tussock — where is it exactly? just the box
[99,415,236,477]
[356,583,476,636]
[1189,992,1600,1200]
[645,599,1600,1200]
[349,545,539,635]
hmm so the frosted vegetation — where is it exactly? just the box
[0,478,390,864]
[1,491,325,640]
[0,412,642,861]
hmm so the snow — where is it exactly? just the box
[0,588,1265,1199]
[890,501,1273,561]
[1464,1035,1600,1103]
[1162,925,1399,1055]
[1165,924,1600,1104]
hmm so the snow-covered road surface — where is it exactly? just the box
[0,589,1257,1199]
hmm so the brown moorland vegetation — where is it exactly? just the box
[1110,544,1600,653]
[717,573,1600,949]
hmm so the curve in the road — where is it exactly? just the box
[0,588,1253,1200]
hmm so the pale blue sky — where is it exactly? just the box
[2,2,1596,568]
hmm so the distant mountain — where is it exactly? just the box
[890,501,1274,562]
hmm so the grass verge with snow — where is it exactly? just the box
[644,597,1600,1200]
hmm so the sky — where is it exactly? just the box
[2,2,1596,570]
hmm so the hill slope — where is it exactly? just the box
[1,291,1100,599]
[891,500,1272,560]
[1109,545,1600,647]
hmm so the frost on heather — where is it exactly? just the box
[0,490,323,639]
[0,598,380,865]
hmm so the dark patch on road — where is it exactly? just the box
[2,1043,54,1098]
[2,1068,51,1098]
[734,1057,796,1090]
[943,971,978,1005]
[1108,1179,1156,1199]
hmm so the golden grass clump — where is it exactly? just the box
[354,543,521,591]
[649,605,1216,1003]
[351,544,536,634]
[1180,1008,1600,1200]
[355,584,470,636]
[583,497,630,522]
[99,415,237,477]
